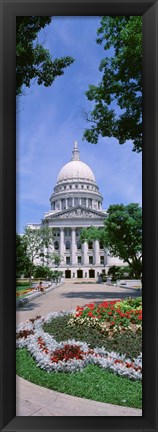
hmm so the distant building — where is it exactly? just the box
[28,142,125,279]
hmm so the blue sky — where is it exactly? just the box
[16,16,142,234]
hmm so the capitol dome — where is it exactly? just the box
[57,160,95,183]
[49,141,103,212]
[57,142,95,183]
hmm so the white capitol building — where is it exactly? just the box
[28,142,124,279]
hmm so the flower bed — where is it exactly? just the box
[16,308,142,380]
[16,288,34,298]
[68,298,142,337]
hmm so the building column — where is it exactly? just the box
[83,241,88,265]
[65,199,68,209]
[104,249,108,265]
[71,227,76,265]
[72,197,74,207]
[94,240,100,265]
[60,227,65,256]
[86,198,88,208]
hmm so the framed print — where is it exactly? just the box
[0,0,158,431]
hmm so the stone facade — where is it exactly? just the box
[27,142,125,279]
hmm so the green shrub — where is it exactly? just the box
[108,265,134,281]
[33,265,53,280]
[114,297,142,312]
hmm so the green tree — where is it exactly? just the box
[16,233,33,278]
[80,203,142,278]
[52,253,62,267]
[16,17,74,96]
[33,265,53,280]
[83,16,142,152]
[23,226,54,277]
[108,265,133,281]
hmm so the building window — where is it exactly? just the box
[100,256,104,265]
[81,197,86,206]
[73,272,75,278]
[88,241,93,250]
[65,240,70,250]
[89,256,93,264]
[54,241,59,250]
[77,240,81,249]
[85,272,87,278]
[64,229,71,237]
[81,185,84,189]
[77,256,82,264]
[99,241,104,249]
[75,185,78,188]
[74,197,79,206]
[88,199,92,208]
[69,185,72,189]
[64,186,66,190]
[76,229,80,238]
[66,256,70,265]
[61,199,66,209]
[68,198,72,207]
[87,185,89,189]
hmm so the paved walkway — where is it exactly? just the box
[16,281,142,416]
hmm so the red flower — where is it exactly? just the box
[50,344,85,363]
[88,311,93,317]
[114,359,123,364]
[86,303,95,308]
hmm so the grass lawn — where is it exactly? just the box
[16,285,30,292]
[16,349,142,409]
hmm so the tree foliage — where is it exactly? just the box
[33,265,53,280]
[52,253,62,267]
[108,265,134,281]
[80,203,142,278]
[83,16,142,152]
[23,226,54,271]
[16,17,74,96]
[16,233,33,278]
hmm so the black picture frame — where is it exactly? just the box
[0,0,158,431]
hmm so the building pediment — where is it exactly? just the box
[45,206,107,220]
